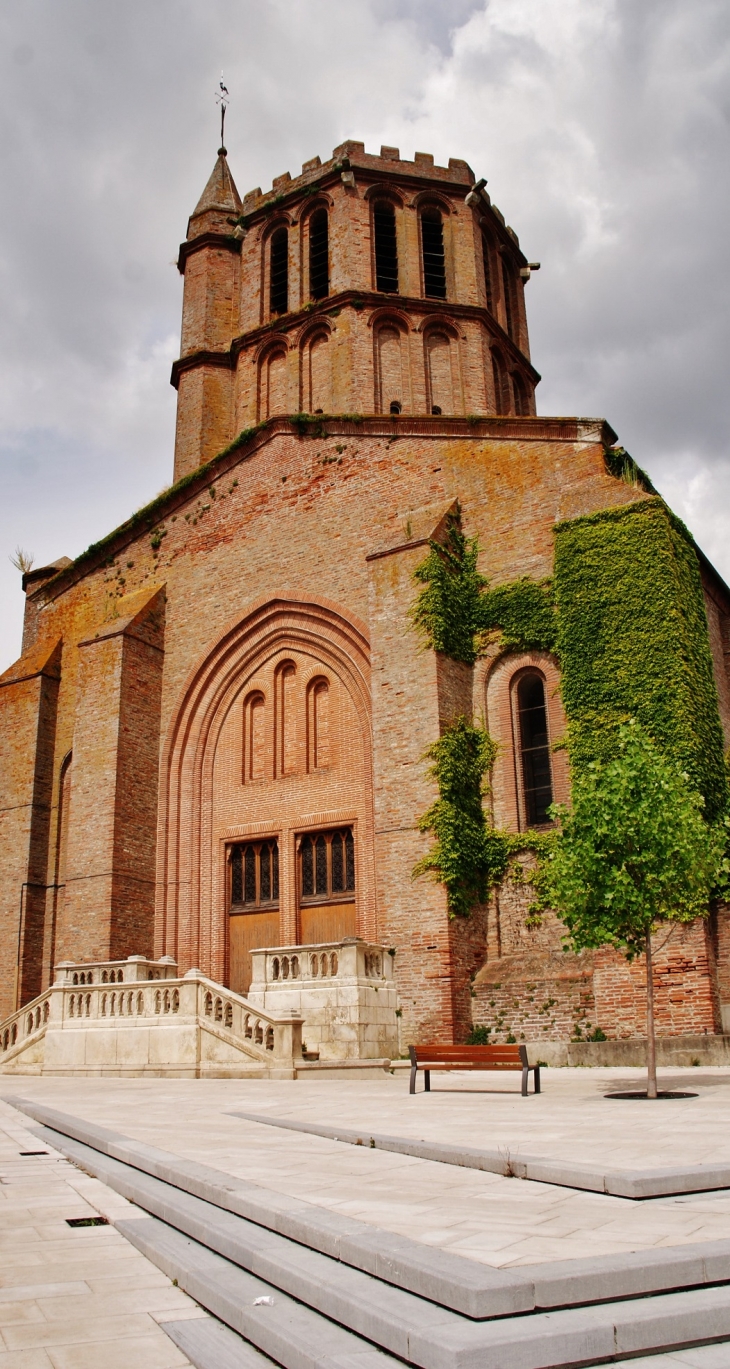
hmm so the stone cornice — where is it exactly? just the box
[170,349,234,390]
[177,232,242,275]
[169,292,539,388]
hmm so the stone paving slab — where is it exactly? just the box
[6,1071,730,1270]
[231,1107,730,1197]
[0,1098,203,1368]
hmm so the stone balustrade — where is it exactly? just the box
[249,938,399,1061]
[0,964,303,1077]
[54,954,179,986]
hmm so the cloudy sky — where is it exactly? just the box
[1,0,729,669]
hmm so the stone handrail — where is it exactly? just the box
[250,938,395,989]
[54,955,179,986]
[0,987,53,1056]
[0,971,303,1068]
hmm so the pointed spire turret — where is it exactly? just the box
[192,150,242,218]
[186,150,242,240]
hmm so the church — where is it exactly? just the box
[1,138,729,1070]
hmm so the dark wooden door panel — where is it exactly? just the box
[229,911,281,996]
[299,902,356,946]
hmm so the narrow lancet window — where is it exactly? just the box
[270,226,289,315]
[374,203,399,292]
[421,208,447,299]
[481,232,493,312]
[517,675,553,826]
[501,257,516,340]
[309,209,329,299]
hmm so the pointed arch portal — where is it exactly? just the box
[155,597,374,991]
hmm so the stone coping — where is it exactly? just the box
[230,1109,730,1200]
[12,1096,730,1323]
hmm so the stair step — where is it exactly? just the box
[120,1215,400,1369]
[24,1116,730,1369]
[19,1098,730,1322]
[162,1315,280,1369]
[121,1214,730,1369]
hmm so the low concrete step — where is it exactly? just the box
[231,1108,730,1199]
[120,1214,400,1369]
[17,1097,730,1323]
[120,1214,730,1369]
[163,1315,280,1369]
[20,1110,730,1369]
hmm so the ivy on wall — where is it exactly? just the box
[411,498,729,914]
[413,717,507,917]
[410,509,486,664]
[554,498,728,823]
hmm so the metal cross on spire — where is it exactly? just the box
[216,73,229,154]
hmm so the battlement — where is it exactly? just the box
[241,140,476,217]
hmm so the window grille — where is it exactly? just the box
[512,373,529,416]
[516,675,553,826]
[481,232,493,312]
[501,256,516,340]
[374,202,399,292]
[309,209,329,299]
[299,828,355,902]
[230,840,280,909]
[420,208,447,299]
[270,227,289,315]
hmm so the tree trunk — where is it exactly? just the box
[645,929,657,1099]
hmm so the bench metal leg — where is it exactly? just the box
[424,1069,430,1092]
[409,1064,417,1095]
[534,1065,541,1094]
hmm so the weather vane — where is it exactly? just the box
[216,73,229,153]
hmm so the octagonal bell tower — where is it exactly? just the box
[172,139,540,481]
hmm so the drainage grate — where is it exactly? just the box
[20,1151,49,1157]
[66,1216,109,1227]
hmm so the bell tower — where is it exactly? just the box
[171,140,540,482]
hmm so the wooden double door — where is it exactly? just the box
[229,902,356,996]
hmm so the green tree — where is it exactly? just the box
[543,722,725,1097]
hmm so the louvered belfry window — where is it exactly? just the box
[230,840,280,908]
[309,209,329,299]
[300,828,355,901]
[269,227,289,315]
[374,202,398,292]
[420,207,447,299]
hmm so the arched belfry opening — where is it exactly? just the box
[156,598,375,994]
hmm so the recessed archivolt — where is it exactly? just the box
[294,192,334,224]
[367,307,410,333]
[155,597,371,967]
[363,182,405,206]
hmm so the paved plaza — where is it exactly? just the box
[2,1066,730,1366]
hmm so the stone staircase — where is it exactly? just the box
[0,957,304,1077]
[12,1097,730,1369]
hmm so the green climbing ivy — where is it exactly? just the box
[553,497,728,823]
[410,499,729,913]
[478,577,558,654]
[410,508,486,664]
[413,717,508,917]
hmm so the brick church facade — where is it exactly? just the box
[2,139,729,1049]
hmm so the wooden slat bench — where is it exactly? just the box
[408,1043,541,1096]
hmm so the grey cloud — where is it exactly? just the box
[1,0,728,669]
